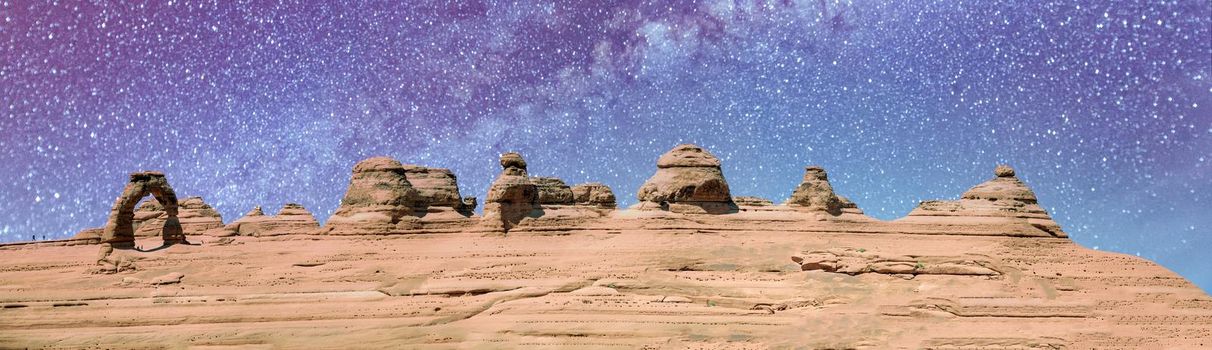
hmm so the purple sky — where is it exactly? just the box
[1,1,1209,290]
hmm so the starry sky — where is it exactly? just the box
[2,1,1209,290]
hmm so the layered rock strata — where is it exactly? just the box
[532,176,575,205]
[322,157,424,235]
[636,144,735,214]
[100,171,185,246]
[570,182,617,208]
[898,165,1066,237]
[481,152,540,231]
[5,151,1211,348]
[733,196,774,207]
[402,165,476,215]
[786,166,845,214]
[132,197,224,237]
[3,208,1209,348]
[792,248,1000,276]
[213,204,320,237]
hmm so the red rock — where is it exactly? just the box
[403,165,475,213]
[323,157,424,235]
[571,182,616,208]
[786,166,845,214]
[900,165,1066,237]
[532,176,575,205]
[636,144,734,213]
[6,156,1210,349]
[100,171,185,247]
[482,152,539,231]
[218,203,320,237]
[733,196,773,206]
[132,196,224,238]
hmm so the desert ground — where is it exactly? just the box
[2,146,1209,349]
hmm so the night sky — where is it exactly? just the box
[2,1,1209,290]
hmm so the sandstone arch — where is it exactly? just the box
[100,171,186,247]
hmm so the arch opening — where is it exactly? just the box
[100,171,186,248]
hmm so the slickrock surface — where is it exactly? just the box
[1,158,1209,348]
[637,144,736,213]
[214,203,320,237]
[2,212,1209,348]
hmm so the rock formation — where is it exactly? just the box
[961,164,1036,203]
[636,144,735,213]
[570,182,616,208]
[100,171,185,247]
[70,228,103,244]
[131,197,224,237]
[476,157,616,231]
[733,196,774,206]
[532,176,575,205]
[792,248,999,276]
[214,203,320,237]
[786,166,845,214]
[900,164,1066,237]
[837,196,863,214]
[243,206,264,217]
[4,152,1212,349]
[322,157,424,235]
[402,165,475,215]
[481,152,539,231]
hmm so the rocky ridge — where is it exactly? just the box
[1,144,1207,348]
[210,203,320,237]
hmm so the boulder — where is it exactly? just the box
[500,152,527,170]
[961,164,1037,203]
[786,166,844,215]
[571,182,617,208]
[324,157,424,234]
[220,203,321,237]
[149,272,185,285]
[994,164,1016,177]
[637,144,734,212]
[532,176,575,205]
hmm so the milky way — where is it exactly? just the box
[1,1,1209,289]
